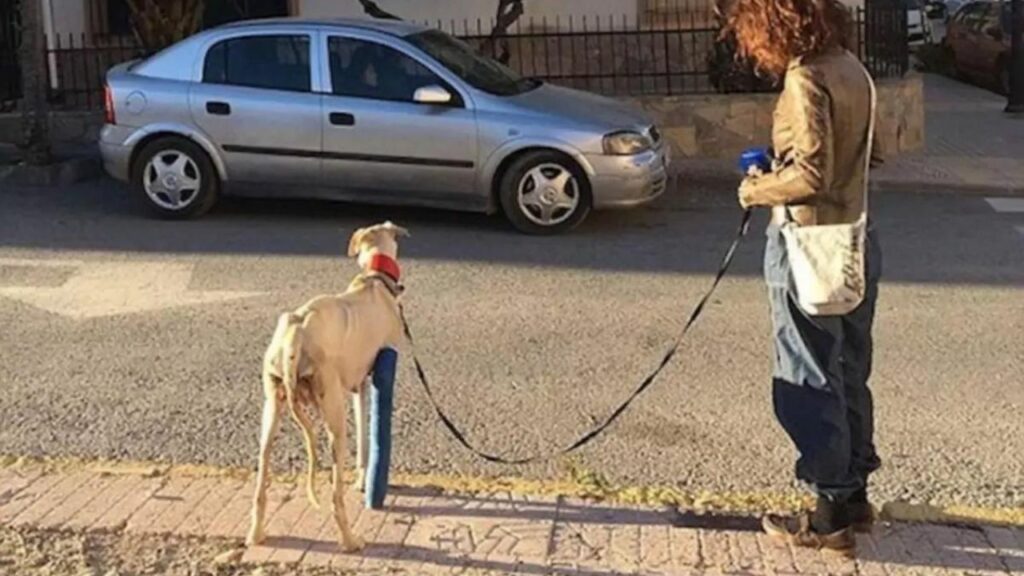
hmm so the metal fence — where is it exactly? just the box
[862,0,911,79]
[447,13,723,96]
[45,34,146,110]
[8,0,909,112]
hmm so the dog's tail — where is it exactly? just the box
[281,313,321,510]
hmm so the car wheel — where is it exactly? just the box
[133,136,218,219]
[498,151,592,235]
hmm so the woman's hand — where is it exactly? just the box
[738,177,759,209]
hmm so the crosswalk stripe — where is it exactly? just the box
[985,197,1024,213]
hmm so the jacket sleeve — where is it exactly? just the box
[740,68,833,207]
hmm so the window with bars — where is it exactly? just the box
[86,0,292,38]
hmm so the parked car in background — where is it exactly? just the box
[98,18,669,235]
[922,0,961,43]
[908,0,931,44]
[945,0,1012,93]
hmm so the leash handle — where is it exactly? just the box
[401,209,753,465]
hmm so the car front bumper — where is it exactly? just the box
[585,144,670,210]
[99,124,134,182]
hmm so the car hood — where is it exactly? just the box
[502,83,652,132]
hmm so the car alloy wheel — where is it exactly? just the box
[499,150,592,235]
[143,150,202,211]
[516,163,581,227]
[133,136,218,219]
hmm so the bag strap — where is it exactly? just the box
[860,56,877,217]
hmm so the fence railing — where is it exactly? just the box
[449,14,722,97]
[4,0,908,113]
[45,34,146,110]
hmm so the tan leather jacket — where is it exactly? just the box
[739,49,882,226]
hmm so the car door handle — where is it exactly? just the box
[206,101,231,116]
[329,112,355,126]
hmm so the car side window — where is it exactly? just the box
[966,3,994,29]
[954,2,983,25]
[327,36,445,103]
[203,35,311,92]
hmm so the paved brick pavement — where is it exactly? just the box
[2,465,1023,574]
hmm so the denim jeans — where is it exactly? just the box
[764,224,883,502]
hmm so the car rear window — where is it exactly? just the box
[203,34,310,92]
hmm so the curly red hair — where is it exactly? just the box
[723,0,852,78]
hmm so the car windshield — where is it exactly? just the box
[406,30,541,96]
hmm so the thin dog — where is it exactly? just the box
[247,221,409,553]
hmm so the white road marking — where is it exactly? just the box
[985,198,1024,213]
[0,261,264,319]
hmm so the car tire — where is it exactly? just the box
[498,151,592,235]
[132,136,218,219]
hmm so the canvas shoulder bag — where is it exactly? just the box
[780,59,876,317]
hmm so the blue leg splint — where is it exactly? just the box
[366,347,398,509]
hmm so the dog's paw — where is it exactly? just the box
[340,534,366,553]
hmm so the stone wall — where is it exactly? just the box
[627,74,925,160]
[0,111,103,147]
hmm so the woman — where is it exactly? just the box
[727,0,883,556]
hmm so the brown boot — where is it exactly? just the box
[762,513,856,558]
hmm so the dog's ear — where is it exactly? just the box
[347,228,367,257]
[382,221,410,238]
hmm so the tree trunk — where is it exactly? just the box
[124,0,205,52]
[481,0,524,65]
[353,0,526,65]
[356,0,401,20]
[18,0,51,165]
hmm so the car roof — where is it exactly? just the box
[219,17,428,37]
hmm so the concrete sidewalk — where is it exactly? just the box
[674,73,1024,196]
[875,74,1024,195]
[2,464,1023,575]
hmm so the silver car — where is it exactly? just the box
[100,18,669,234]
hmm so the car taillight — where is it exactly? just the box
[104,85,116,125]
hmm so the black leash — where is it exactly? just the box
[399,210,753,465]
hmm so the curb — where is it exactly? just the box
[873,179,1024,196]
[677,170,1024,197]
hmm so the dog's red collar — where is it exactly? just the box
[369,253,401,283]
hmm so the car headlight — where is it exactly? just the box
[602,131,652,155]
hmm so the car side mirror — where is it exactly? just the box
[413,85,453,105]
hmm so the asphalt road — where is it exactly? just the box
[1,177,1022,509]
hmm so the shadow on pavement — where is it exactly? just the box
[251,491,1024,573]
[1,176,1022,285]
